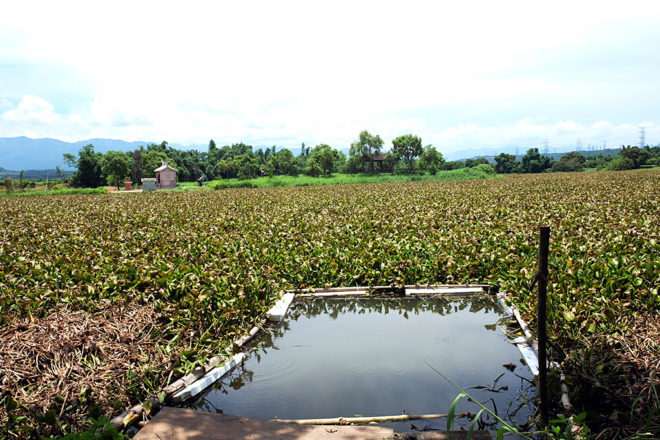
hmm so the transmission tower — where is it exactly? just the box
[576,137,582,152]
[639,126,646,148]
[543,139,549,155]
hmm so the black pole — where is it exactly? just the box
[538,226,550,427]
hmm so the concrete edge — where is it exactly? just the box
[497,292,573,414]
[496,292,540,377]
[172,352,247,402]
[266,292,296,321]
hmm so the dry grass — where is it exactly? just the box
[0,302,170,435]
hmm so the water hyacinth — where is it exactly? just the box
[0,169,658,437]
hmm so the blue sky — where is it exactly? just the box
[1,1,659,155]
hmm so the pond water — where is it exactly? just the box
[192,296,535,432]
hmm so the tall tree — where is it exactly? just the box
[551,151,586,172]
[521,148,553,173]
[102,151,132,190]
[392,134,423,172]
[418,145,444,174]
[130,149,144,183]
[69,144,104,187]
[276,149,299,176]
[621,146,650,168]
[350,130,383,172]
[494,153,519,174]
[309,144,336,176]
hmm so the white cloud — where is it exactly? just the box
[2,95,61,124]
[1,1,659,150]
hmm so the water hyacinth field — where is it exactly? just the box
[0,169,659,438]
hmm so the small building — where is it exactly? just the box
[154,160,177,189]
[142,178,157,191]
[362,153,391,172]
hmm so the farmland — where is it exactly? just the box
[0,169,659,438]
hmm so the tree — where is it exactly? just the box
[68,144,104,187]
[142,151,177,178]
[18,170,25,190]
[4,177,14,193]
[521,148,553,173]
[309,144,336,176]
[276,149,299,176]
[392,134,423,172]
[55,166,67,183]
[494,153,519,174]
[234,154,260,179]
[304,158,323,177]
[130,149,144,184]
[217,158,239,179]
[621,146,650,168]
[102,151,132,190]
[608,157,635,171]
[551,151,586,172]
[418,145,444,174]
[443,160,465,170]
[350,130,383,172]
[63,153,76,169]
[464,158,490,168]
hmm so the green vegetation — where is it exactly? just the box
[0,187,107,197]
[58,131,659,193]
[0,170,658,438]
[391,134,423,171]
[206,166,497,190]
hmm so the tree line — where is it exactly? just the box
[493,145,660,174]
[60,130,660,189]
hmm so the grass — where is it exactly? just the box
[0,187,107,197]
[205,166,498,190]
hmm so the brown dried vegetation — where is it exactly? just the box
[0,302,169,435]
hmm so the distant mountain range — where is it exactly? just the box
[0,137,155,171]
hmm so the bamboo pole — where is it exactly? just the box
[274,412,467,425]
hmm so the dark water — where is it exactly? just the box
[192,296,535,432]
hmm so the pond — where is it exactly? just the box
[192,295,535,432]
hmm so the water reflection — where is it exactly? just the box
[192,295,534,432]
[289,295,499,320]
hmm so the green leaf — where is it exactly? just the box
[467,409,484,440]
[447,392,467,433]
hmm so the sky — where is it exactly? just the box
[1,0,660,156]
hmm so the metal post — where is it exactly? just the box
[538,226,550,426]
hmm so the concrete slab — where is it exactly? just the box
[133,407,394,440]
[267,293,296,322]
